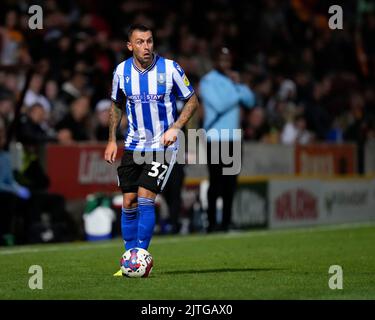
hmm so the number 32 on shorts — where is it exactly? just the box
[148,161,168,181]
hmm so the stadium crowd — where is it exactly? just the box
[0,0,374,150]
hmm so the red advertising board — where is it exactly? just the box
[275,188,318,220]
[295,144,356,175]
[268,179,321,228]
[46,144,123,199]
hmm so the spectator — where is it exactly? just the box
[17,103,55,146]
[344,92,369,173]
[304,82,332,140]
[244,107,270,141]
[45,79,68,126]
[199,47,255,232]
[94,99,112,141]
[14,144,75,243]
[0,95,15,128]
[0,116,31,245]
[13,109,75,243]
[23,73,51,114]
[93,98,126,142]
[281,114,314,145]
[56,96,92,142]
[0,10,31,66]
[60,72,89,106]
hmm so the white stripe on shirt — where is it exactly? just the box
[148,66,162,149]
[131,66,145,150]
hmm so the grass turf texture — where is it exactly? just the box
[0,223,374,299]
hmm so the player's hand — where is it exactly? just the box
[160,127,178,147]
[227,70,240,83]
[104,141,118,164]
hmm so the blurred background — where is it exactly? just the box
[0,0,374,246]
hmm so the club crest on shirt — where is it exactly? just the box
[157,73,166,84]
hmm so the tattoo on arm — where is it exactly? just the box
[173,94,199,130]
[108,101,123,142]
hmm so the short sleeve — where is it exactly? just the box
[172,61,195,100]
[111,71,125,105]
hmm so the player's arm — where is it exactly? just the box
[173,93,199,130]
[104,101,123,163]
[161,93,199,146]
[161,61,198,146]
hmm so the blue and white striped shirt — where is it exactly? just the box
[111,54,194,151]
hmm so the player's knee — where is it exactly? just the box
[138,187,156,200]
[123,197,137,209]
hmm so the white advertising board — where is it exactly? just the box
[321,179,375,224]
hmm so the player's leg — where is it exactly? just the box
[137,187,157,249]
[117,150,143,250]
[221,140,238,231]
[122,192,138,250]
[221,173,238,231]
[206,141,223,232]
[207,163,223,232]
[137,149,178,249]
[162,163,185,234]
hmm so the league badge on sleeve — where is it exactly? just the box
[183,74,190,86]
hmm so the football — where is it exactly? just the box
[120,248,154,278]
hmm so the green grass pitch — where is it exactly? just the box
[0,223,374,299]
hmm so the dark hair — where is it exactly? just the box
[127,24,152,41]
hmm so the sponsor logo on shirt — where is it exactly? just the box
[128,93,165,103]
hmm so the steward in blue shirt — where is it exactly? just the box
[199,47,255,232]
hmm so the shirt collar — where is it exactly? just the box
[132,54,158,74]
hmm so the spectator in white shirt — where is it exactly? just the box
[281,114,314,145]
[23,73,51,114]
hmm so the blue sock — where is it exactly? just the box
[121,207,138,250]
[137,197,156,250]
